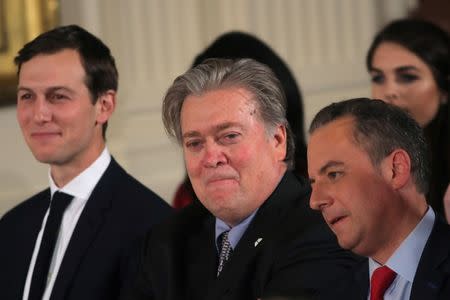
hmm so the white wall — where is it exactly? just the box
[0,0,414,216]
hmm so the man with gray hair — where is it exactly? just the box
[123,58,357,300]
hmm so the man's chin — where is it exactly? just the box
[336,236,356,252]
[32,152,65,165]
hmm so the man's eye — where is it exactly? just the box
[51,93,67,100]
[185,140,202,150]
[221,132,240,143]
[225,133,238,139]
[327,171,342,180]
[18,93,32,100]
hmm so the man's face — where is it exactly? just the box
[181,87,287,226]
[308,117,402,258]
[17,49,110,175]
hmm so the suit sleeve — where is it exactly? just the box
[261,222,359,298]
[119,234,155,300]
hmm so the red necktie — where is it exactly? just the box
[370,265,397,300]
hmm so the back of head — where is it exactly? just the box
[309,98,430,194]
[162,57,295,168]
[15,24,118,102]
[193,31,306,174]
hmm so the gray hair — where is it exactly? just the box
[162,58,294,168]
[309,98,430,194]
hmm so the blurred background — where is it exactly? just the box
[0,0,447,215]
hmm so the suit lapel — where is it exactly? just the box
[354,259,369,299]
[186,212,216,300]
[49,160,118,299]
[208,172,308,298]
[12,190,50,298]
[411,218,450,300]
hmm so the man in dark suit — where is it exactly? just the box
[0,25,172,300]
[122,58,358,300]
[307,98,450,300]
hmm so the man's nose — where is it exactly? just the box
[202,142,227,168]
[310,183,333,211]
[33,97,52,123]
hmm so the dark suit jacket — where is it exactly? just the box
[319,216,450,300]
[123,172,359,300]
[0,158,173,300]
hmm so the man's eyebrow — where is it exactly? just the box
[182,131,201,140]
[17,86,32,93]
[17,86,76,94]
[182,122,243,140]
[318,161,344,175]
[46,86,76,94]
[309,161,344,184]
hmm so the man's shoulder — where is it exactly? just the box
[105,158,155,195]
[316,256,368,300]
[155,202,209,232]
[430,216,450,239]
[420,216,450,264]
[257,172,323,236]
[409,217,450,299]
[0,188,49,227]
[141,202,210,248]
[101,158,171,208]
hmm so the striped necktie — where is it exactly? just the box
[217,230,233,277]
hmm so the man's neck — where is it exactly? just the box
[50,144,105,188]
[371,198,428,264]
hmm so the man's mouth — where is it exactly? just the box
[206,174,238,184]
[329,216,346,226]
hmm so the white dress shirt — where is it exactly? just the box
[367,207,435,300]
[22,148,111,300]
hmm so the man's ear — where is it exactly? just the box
[272,124,287,161]
[95,90,116,124]
[381,149,412,190]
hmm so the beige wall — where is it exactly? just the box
[0,0,415,216]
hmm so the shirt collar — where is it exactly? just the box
[215,208,259,250]
[369,206,435,282]
[49,147,111,201]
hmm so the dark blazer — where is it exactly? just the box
[123,172,359,300]
[320,216,450,300]
[0,158,173,300]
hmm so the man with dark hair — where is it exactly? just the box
[0,25,172,300]
[308,98,450,299]
[123,58,357,300]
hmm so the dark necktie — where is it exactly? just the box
[217,230,233,277]
[370,265,397,300]
[29,191,73,300]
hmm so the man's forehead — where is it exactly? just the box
[308,118,357,166]
[309,117,353,147]
[181,86,259,121]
